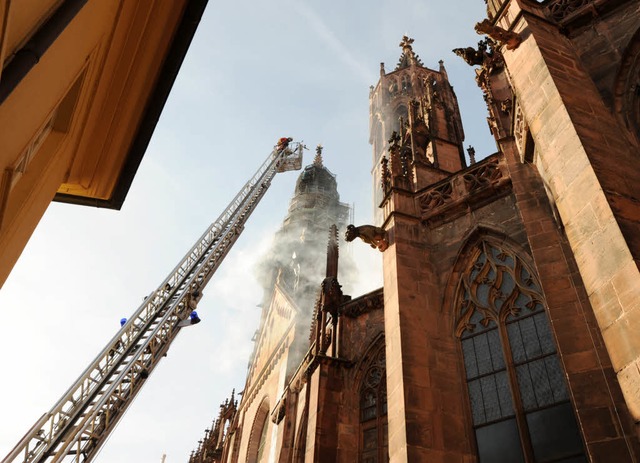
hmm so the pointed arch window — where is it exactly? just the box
[456,240,586,463]
[360,344,388,463]
[401,75,411,92]
[256,419,269,463]
[247,400,270,463]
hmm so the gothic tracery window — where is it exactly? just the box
[360,343,388,463]
[616,28,640,143]
[455,240,586,463]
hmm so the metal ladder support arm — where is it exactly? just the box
[2,142,303,463]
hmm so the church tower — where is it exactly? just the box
[200,150,355,463]
[369,36,466,223]
[256,145,351,315]
[253,145,353,382]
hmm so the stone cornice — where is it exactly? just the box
[340,289,384,318]
[238,320,295,413]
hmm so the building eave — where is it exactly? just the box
[52,0,209,210]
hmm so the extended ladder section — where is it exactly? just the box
[3,142,304,463]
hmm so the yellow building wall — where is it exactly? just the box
[0,0,193,287]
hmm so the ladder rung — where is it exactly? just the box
[5,146,289,463]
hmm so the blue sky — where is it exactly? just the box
[0,1,495,461]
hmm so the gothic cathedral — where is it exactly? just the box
[190,1,640,461]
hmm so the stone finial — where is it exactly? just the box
[314,144,323,167]
[467,145,476,164]
[401,35,416,65]
[380,62,385,76]
[439,59,448,78]
[396,35,423,69]
[399,35,415,53]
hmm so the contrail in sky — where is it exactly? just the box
[290,1,377,85]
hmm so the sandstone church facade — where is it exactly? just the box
[189,0,640,461]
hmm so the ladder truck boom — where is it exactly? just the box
[3,142,305,463]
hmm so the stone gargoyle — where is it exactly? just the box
[345,224,389,252]
[452,46,485,66]
[475,19,522,50]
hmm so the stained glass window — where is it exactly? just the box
[456,240,586,462]
[360,344,388,463]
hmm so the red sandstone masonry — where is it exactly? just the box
[382,210,474,463]
[503,3,640,432]
[501,137,638,459]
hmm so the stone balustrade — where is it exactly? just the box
[416,153,512,224]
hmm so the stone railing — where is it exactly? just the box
[417,154,511,224]
[547,0,591,21]
[488,0,612,30]
[547,0,638,28]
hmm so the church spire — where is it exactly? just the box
[369,37,466,224]
[325,224,339,279]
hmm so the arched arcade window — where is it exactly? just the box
[455,240,586,463]
[359,343,388,463]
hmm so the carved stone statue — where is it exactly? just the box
[388,131,401,150]
[404,100,430,161]
[345,224,389,252]
[474,19,522,50]
[380,156,391,193]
